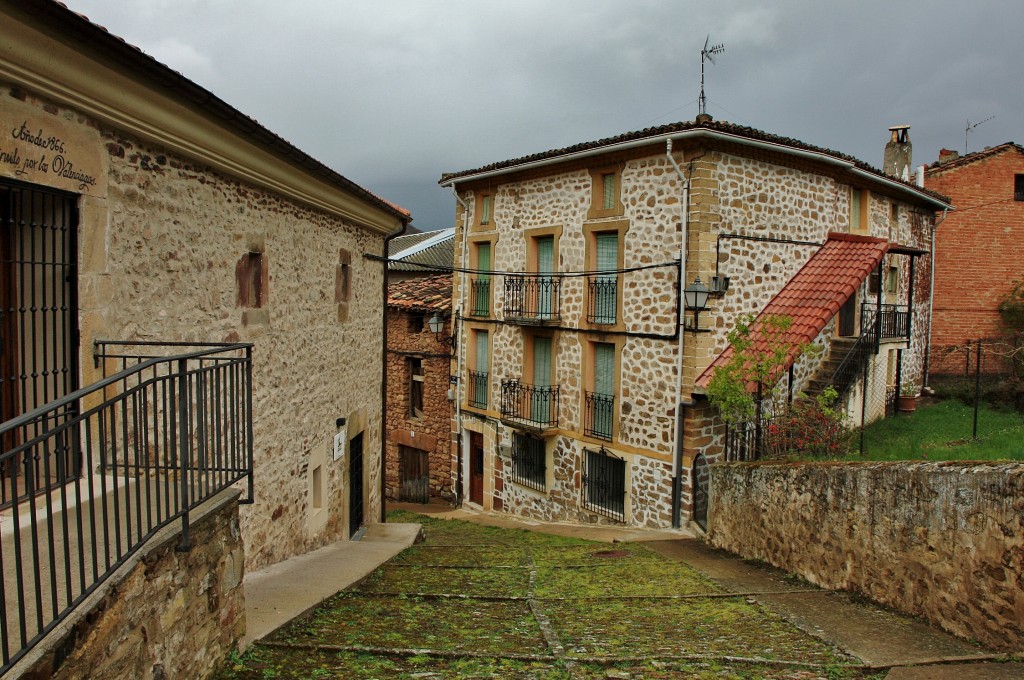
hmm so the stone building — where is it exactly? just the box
[924,143,1024,373]
[1,0,408,574]
[438,117,950,530]
[385,274,456,503]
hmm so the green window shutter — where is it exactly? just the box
[476,331,489,373]
[531,336,553,424]
[536,237,555,319]
[594,343,615,396]
[474,243,491,315]
[602,173,616,210]
[536,237,554,273]
[481,195,492,225]
[594,233,618,324]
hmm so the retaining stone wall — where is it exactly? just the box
[707,461,1024,650]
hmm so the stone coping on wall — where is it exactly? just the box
[11,487,243,678]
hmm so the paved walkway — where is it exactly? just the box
[242,503,1023,678]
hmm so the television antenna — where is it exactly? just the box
[698,35,725,117]
[965,115,994,154]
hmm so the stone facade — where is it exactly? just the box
[385,305,456,503]
[925,145,1024,364]
[23,493,245,680]
[706,461,1024,651]
[444,122,945,530]
[1,2,406,578]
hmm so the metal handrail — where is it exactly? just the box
[0,341,253,674]
[499,379,560,430]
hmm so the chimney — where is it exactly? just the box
[938,148,960,164]
[883,125,912,181]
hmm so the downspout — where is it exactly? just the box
[666,139,689,529]
[452,187,471,506]
[381,217,410,523]
[924,206,949,390]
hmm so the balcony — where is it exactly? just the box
[586,276,618,325]
[468,277,491,317]
[468,370,489,409]
[862,303,910,340]
[500,379,559,432]
[584,391,614,441]
[503,274,561,324]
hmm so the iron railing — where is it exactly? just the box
[862,303,910,339]
[499,379,559,431]
[724,420,759,462]
[0,341,253,674]
[469,277,491,317]
[468,370,488,409]
[503,274,561,323]
[584,391,614,441]
[583,447,625,521]
[510,433,546,491]
[586,276,617,325]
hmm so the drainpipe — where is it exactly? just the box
[666,139,689,529]
[381,217,410,523]
[452,187,471,506]
[924,206,949,389]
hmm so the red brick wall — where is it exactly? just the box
[385,308,455,502]
[925,148,1024,352]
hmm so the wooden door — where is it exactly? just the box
[838,292,857,337]
[398,446,429,503]
[469,431,484,506]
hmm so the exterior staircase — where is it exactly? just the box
[804,337,860,398]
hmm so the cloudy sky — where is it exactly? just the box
[68,0,1022,230]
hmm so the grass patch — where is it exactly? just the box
[855,400,1024,460]
[387,509,592,546]
[356,565,531,597]
[534,561,724,598]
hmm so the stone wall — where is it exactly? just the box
[23,492,245,680]
[385,307,455,502]
[3,83,389,571]
[707,461,1024,650]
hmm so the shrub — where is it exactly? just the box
[763,387,854,459]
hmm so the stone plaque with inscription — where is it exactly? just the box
[0,97,106,197]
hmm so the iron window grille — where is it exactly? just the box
[503,274,561,323]
[586,276,618,324]
[468,370,488,408]
[584,391,614,441]
[511,432,546,491]
[583,447,625,522]
[500,379,559,430]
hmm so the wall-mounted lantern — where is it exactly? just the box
[428,313,457,353]
[684,277,710,333]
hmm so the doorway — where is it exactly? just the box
[398,445,429,503]
[348,432,364,537]
[0,180,80,506]
[469,431,484,506]
[838,292,857,337]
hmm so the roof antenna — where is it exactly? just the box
[698,35,725,119]
[965,115,995,154]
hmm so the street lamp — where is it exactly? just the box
[684,277,710,333]
[428,313,457,352]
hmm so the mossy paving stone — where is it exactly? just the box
[534,561,726,598]
[269,594,548,655]
[355,564,532,598]
[547,597,855,664]
[390,544,532,566]
[528,542,664,566]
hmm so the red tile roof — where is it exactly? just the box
[387,274,452,313]
[925,142,1024,175]
[695,232,889,391]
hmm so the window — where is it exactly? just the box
[535,236,555,320]
[589,232,618,324]
[849,188,868,233]
[511,433,546,491]
[886,266,899,295]
[480,194,493,225]
[1016,174,1024,201]
[583,447,625,521]
[409,358,424,418]
[531,336,553,424]
[469,331,489,408]
[408,313,424,333]
[588,168,623,218]
[585,343,615,440]
[237,251,265,308]
[336,248,351,322]
[471,242,491,316]
[602,173,616,210]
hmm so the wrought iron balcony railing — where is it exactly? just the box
[499,379,559,431]
[0,341,253,674]
[584,391,614,440]
[503,274,561,323]
[468,370,489,408]
[586,276,618,325]
[862,302,910,340]
[469,277,491,317]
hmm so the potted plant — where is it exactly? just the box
[898,382,919,412]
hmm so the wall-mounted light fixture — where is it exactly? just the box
[684,277,710,334]
[428,313,457,353]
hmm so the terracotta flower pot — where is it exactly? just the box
[898,395,917,412]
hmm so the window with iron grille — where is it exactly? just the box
[471,242,491,316]
[511,433,546,491]
[469,330,489,408]
[583,447,625,521]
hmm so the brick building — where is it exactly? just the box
[924,143,1024,372]
[386,275,456,503]
[439,118,949,530]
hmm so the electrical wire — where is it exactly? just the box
[380,257,681,278]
